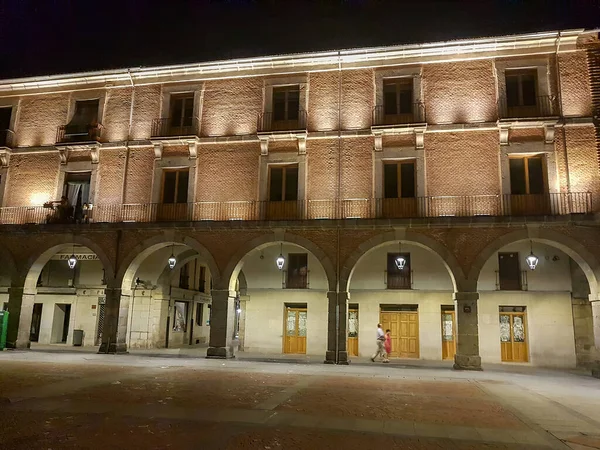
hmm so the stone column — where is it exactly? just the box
[206,289,236,359]
[238,294,250,351]
[6,286,36,349]
[453,292,482,371]
[324,291,349,365]
[98,287,129,354]
[592,299,600,378]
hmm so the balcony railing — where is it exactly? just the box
[0,193,591,226]
[151,118,199,138]
[257,110,307,133]
[0,129,15,148]
[56,124,103,144]
[498,95,558,119]
[372,103,426,127]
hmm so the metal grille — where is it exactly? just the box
[95,302,105,346]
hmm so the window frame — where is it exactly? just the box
[505,69,538,108]
[383,160,416,199]
[268,163,299,202]
[286,253,308,289]
[383,77,414,116]
[160,168,190,204]
[498,252,522,291]
[169,93,195,129]
[508,154,547,195]
[272,85,301,122]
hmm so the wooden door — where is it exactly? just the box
[380,311,419,358]
[500,312,528,362]
[347,308,359,356]
[283,307,307,354]
[441,310,456,360]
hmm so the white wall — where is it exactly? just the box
[478,291,576,368]
[243,289,328,354]
[350,243,454,291]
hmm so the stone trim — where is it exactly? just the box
[151,154,198,205]
[258,151,306,203]
[374,146,426,199]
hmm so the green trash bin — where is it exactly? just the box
[0,311,8,350]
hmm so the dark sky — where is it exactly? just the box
[0,0,599,79]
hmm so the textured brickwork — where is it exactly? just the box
[16,94,69,147]
[559,51,593,117]
[425,131,499,196]
[162,145,189,158]
[123,147,154,204]
[307,138,339,200]
[564,126,600,200]
[383,134,414,148]
[196,143,259,201]
[201,78,263,137]
[308,72,340,132]
[96,148,126,204]
[131,85,161,140]
[5,153,59,206]
[340,69,373,130]
[423,60,496,124]
[103,87,132,142]
[269,141,298,153]
[341,137,372,199]
[509,128,544,142]
[68,150,92,163]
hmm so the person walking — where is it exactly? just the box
[383,329,392,363]
[371,323,386,362]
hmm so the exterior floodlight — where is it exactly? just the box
[526,241,538,270]
[276,243,285,270]
[168,244,176,270]
[67,254,77,269]
[395,241,406,270]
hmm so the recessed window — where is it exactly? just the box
[383,78,413,116]
[387,253,411,289]
[161,169,189,204]
[269,165,298,202]
[286,253,308,289]
[169,94,195,132]
[498,252,521,291]
[173,301,188,332]
[0,107,12,147]
[273,86,300,122]
[506,69,537,108]
[384,161,415,199]
[509,156,545,195]
[65,100,100,140]
[196,303,204,326]
[63,172,92,222]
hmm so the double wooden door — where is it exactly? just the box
[500,311,529,362]
[283,307,307,354]
[380,311,419,358]
[441,310,456,360]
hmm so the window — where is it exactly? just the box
[269,165,298,202]
[196,303,204,326]
[173,301,188,332]
[65,100,99,138]
[506,69,537,108]
[179,262,190,290]
[273,86,300,122]
[498,252,521,290]
[509,156,545,195]
[0,107,12,147]
[198,266,206,293]
[383,78,413,116]
[161,169,189,204]
[63,172,91,223]
[287,253,308,289]
[387,253,411,289]
[169,94,194,131]
[384,161,415,199]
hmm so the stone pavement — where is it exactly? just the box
[0,351,599,449]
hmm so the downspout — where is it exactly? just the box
[555,32,572,197]
[335,51,342,364]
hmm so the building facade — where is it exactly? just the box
[0,29,599,372]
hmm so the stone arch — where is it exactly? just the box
[468,227,600,299]
[155,249,202,291]
[340,229,466,292]
[21,234,115,292]
[221,231,336,292]
[116,232,221,292]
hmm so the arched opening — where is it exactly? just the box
[8,239,114,349]
[345,238,460,362]
[117,238,219,351]
[474,237,599,368]
[223,240,333,357]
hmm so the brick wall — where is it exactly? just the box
[341,69,373,130]
[423,60,497,124]
[564,126,600,198]
[5,153,59,206]
[102,87,132,142]
[16,94,69,147]
[425,131,499,196]
[96,148,126,204]
[131,85,161,140]
[341,137,372,199]
[559,51,593,117]
[307,138,339,200]
[308,72,340,132]
[123,147,155,204]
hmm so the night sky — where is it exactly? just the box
[0,0,599,79]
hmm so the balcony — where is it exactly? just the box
[257,110,307,133]
[56,124,103,144]
[0,129,15,148]
[0,193,592,226]
[372,103,426,127]
[151,118,199,138]
[498,95,558,120]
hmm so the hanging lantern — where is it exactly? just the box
[168,244,176,270]
[67,254,77,269]
[276,243,285,270]
[395,241,406,270]
[526,240,538,270]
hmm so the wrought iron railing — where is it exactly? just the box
[151,118,199,137]
[0,193,592,225]
[498,95,558,119]
[0,129,15,148]
[372,102,426,126]
[56,124,104,144]
[257,110,307,132]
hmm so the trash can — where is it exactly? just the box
[0,311,9,350]
[73,329,84,347]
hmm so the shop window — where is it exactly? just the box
[173,301,188,332]
[286,253,308,289]
[387,253,411,289]
[498,252,521,290]
[195,303,204,326]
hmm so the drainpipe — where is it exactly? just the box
[555,32,572,198]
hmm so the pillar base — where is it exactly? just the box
[324,350,350,365]
[6,341,31,350]
[592,364,600,379]
[98,343,128,354]
[453,354,482,371]
[206,346,235,359]
[324,350,336,364]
